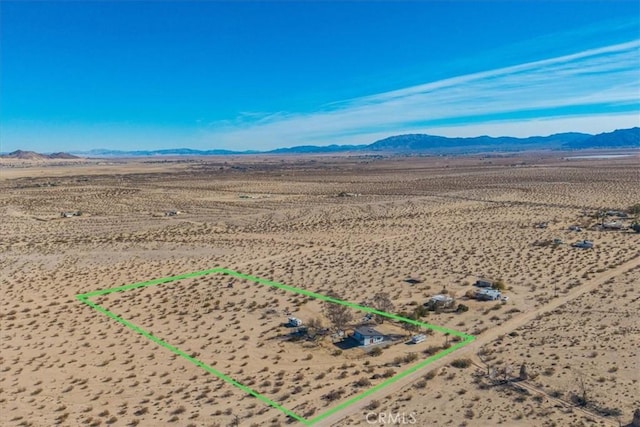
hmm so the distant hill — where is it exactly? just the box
[0,150,80,160]
[367,132,592,153]
[7,127,638,158]
[560,127,640,149]
[1,150,49,160]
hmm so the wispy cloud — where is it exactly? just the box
[207,40,640,150]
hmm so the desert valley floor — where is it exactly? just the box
[1,153,639,427]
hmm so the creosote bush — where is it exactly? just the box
[450,358,472,369]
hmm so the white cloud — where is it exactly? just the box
[206,40,640,150]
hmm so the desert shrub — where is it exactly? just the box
[413,305,428,317]
[492,280,506,291]
[403,352,418,363]
[593,405,622,417]
[456,304,469,313]
[354,377,371,387]
[369,347,383,356]
[549,389,563,399]
[171,406,186,416]
[367,400,381,410]
[133,407,148,416]
[532,394,544,404]
[322,388,345,402]
[450,358,472,369]
[423,345,440,356]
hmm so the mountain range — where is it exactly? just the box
[2,127,638,158]
[0,150,80,160]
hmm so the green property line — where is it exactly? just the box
[76,268,475,425]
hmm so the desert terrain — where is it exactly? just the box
[1,153,639,427]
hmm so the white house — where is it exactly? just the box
[353,327,385,346]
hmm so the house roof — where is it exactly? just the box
[476,288,501,296]
[354,326,384,337]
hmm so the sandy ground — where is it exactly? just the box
[1,153,638,427]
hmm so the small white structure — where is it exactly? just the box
[410,334,426,344]
[424,294,454,310]
[475,288,502,301]
[288,316,303,327]
[603,221,624,230]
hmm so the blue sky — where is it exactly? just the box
[1,1,639,152]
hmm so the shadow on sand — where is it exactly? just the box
[333,337,360,350]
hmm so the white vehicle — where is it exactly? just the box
[288,317,303,327]
[410,334,426,344]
